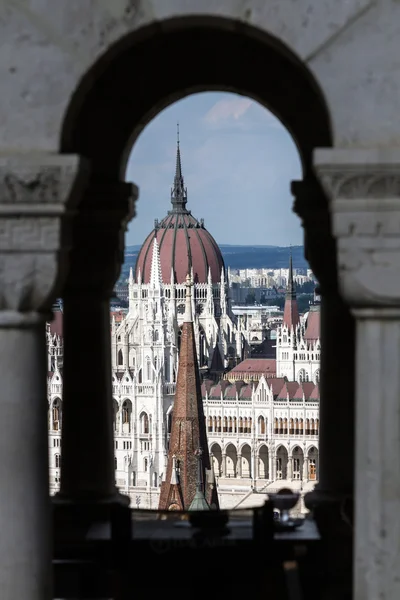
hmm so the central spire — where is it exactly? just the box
[171,123,188,213]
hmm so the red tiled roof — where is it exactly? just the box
[268,378,286,398]
[283,297,300,329]
[304,306,320,342]
[229,358,276,375]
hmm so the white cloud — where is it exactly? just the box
[204,97,253,124]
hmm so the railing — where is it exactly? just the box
[164,383,176,395]
[136,384,154,395]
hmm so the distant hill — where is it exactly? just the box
[121,244,309,278]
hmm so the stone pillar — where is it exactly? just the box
[303,457,309,482]
[58,181,137,503]
[287,456,293,481]
[292,179,356,499]
[237,454,242,478]
[0,155,87,599]
[222,453,227,477]
[315,149,400,600]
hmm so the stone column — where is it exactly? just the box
[222,453,227,477]
[57,181,137,503]
[315,149,400,600]
[237,454,242,478]
[292,179,356,500]
[303,457,309,482]
[0,155,87,600]
[287,456,293,481]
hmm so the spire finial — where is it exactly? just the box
[171,126,188,213]
[184,273,193,323]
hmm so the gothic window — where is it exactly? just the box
[298,369,306,383]
[228,416,233,433]
[233,417,237,433]
[274,418,278,435]
[55,454,61,468]
[289,418,294,435]
[154,330,159,343]
[122,401,130,424]
[283,335,287,343]
[144,458,148,472]
[305,418,310,435]
[314,369,321,384]
[243,417,248,433]
[177,303,185,314]
[315,419,319,434]
[239,417,243,434]
[118,349,123,366]
[248,417,252,434]
[283,418,288,435]
[258,416,266,435]
[140,412,149,434]
[52,398,61,431]
[223,417,228,433]
[217,416,221,433]
[299,419,304,434]
[208,416,212,432]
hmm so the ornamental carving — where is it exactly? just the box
[314,151,400,307]
[0,155,89,312]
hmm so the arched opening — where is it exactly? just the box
[258,445,269,479]
[292,445,304,480]
[117,349,123,366]
[140,412,149,435]
[258,415,266,435]
[241,444,252,478]
[121,399,132,434]
[225,444,237,478]
[59,15,334,512]
[113,399,119,432]
[210,443,222,477]
[52,398,61,431]
[275,445,288,480]
[308,446,319,481]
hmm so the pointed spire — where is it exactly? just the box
[129,267,134,285]
[149,236,162,288]
[286,247,296,300]
[282,249,300,329]
[184,273,193,323]
[158,273,218,510]
[170,455,179,485]
[207,267,212,286]
[171,124,188,213]
[137,267,142,286]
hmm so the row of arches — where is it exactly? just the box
[210,443,318,481]
[298,369,320,384]
[273,418,319,436]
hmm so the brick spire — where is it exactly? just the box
[159,274,217,510]
[282,250,300,329]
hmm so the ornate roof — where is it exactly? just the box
[135,129,225,285]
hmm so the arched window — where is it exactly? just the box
[52,398,61,431]
[118,349,123,366]
[223,416,228,433]
[122,401,130,424]
[315,418,319,434]
[314,369,320,384]
[55,454,61,468]
[299,418,304,434]
[239,417,243,434]
[305,418,310,435]
[144,458,148,472]
[217,416,221,433]
[228,416,233,433]
[298,369,306,383]
[289,418,294,435]
[258,416,266,435]
[208,416,212,432]
[283,418,288,435]
[233,416,237,433]
[141,412,149,434]
[274,418,278,435]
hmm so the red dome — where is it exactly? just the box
[135,212,224,284]
[135,134,225,284]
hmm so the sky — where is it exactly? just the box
[125,92,303,247]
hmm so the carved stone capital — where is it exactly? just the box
[64,181,138,297]
[314,149,400,308]
[291,178,338,295]
[0,154,89,319]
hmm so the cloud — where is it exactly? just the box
[204,97,253,124]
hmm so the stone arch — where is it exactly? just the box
[258,444,269,479]
[291,445,304,480]
[225,443,237,478]
[240,443,252,478]
[61,17,332,188]
[210,442,222,477]
[275,445,288,480]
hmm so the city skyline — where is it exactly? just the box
[125,92,303,247]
